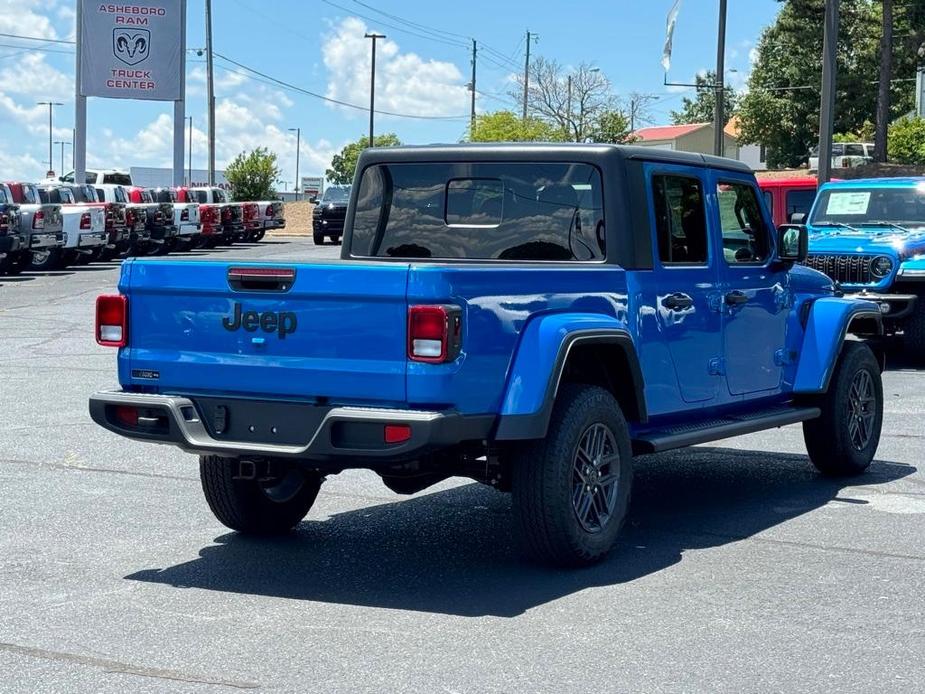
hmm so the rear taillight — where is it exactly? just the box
[222,207,231,221]
[265,205,274,217]
[181,208,189,221]
[0,214,8,232]
[96,294,128,347]
[408,305,462,363]
[32,210,45,229]
[79,212,91,230]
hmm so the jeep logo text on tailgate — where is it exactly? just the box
[222,303,297,339]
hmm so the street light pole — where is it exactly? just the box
[566,75,572,140]
[713,0,728,157]
[289,127,301,201]
[53,141,71,176]
[37,101,63,175]
[205,0,216,185]
[186,116,193,186]
[364,33,386,147]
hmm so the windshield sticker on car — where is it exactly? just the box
[826,191,871,215]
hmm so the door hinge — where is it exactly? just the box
[708,357,726,376]
[774,348,797,366]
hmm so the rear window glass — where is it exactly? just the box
[0,187,8,204]
[350,162,605,261]
[102,173,132,186]
[21,185,39,204]
[785,189,816,220]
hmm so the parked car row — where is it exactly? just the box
[0,182,285,275]
[758,175,925,356]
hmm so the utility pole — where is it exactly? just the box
[186,116,193,185]
[205,0,216,185]
[365,33,386,147]
[289,127,301,201]
[713,0,727,157]
[874,0,892,162]
[817,0,840,184]
[469,39,477,134]
[522,30,533,121]
[71,128,76,169]
[53,141,71,176]
[37,101,63,175]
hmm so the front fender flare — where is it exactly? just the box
[793,297,882,394]
[494,313,643,440]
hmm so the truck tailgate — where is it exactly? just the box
[121,260,410,403]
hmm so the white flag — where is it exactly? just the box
[661,0,682,72]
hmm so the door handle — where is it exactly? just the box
[725,290,749,306]
[661,293,694,310]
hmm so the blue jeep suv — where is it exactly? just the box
[803,177,925,355]
[90,144,885,566]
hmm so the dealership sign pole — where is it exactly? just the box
[75,0,186,185]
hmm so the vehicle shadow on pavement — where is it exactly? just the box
[125,449,914,618]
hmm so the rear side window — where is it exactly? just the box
[716,181,770,264]
[0,187,8,204]
[762,190,773,218]
[350,162,605,261]
[785,189,816,220]
[651,174,708,265]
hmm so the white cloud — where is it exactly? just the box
[321,17,469,120]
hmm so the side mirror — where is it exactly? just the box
[777,224,808,263]
[308,196,318,204]
[790,212,807,224]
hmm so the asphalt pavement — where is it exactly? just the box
[1,239,923,693]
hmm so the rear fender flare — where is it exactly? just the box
[494,313,645,440]
[794,297,882,394]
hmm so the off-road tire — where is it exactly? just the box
[254,229,266,241]
[903,294,925,363]
[313,231,325,246]
[803,342,882,476]
[510,384,633,567]
[199,455,322,534]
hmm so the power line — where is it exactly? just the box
[323,0,469,49]
[0,32,74,45]
[213,51,470,120]
[0,42,73,55]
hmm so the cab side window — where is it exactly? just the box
[716,181,770,264]
[652,175,708,265]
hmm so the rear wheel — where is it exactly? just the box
[30,247,62,271]
[199,455,322,534]
[254,229,266,241]
[803,342,883,476]
[0,251,28,275]
[510,384,633,567]
[76,247,104,265]
[313,231,325,246]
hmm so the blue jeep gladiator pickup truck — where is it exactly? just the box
[90,144,885,566]
[801,177,925,357]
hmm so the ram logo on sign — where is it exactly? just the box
[80,0,184,102]
[113,29,150,66]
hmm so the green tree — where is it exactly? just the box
[737,0,886,169]
[888,117,925,165]
[670,71,738,125]
[224,147,280,201]
[588,109,636,144]
[468,110,562,142]
[325,133,401,185]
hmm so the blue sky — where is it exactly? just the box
[0,0,781,184]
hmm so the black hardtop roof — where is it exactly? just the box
[357,142,753,175]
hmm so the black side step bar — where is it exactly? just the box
[632,406,821,455]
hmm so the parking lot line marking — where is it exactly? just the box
[0,642,260,690]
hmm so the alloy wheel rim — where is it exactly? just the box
[571,423,620,534]
[847,369,876,451]
[32,249,50,265]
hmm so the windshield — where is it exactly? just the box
[214,189,228,203]
[140,190,154,203]
[350,162,605,261]
[322,186,350,204]
[192,190,209,203]
[151,189,176,203]
[811,186,925,229]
